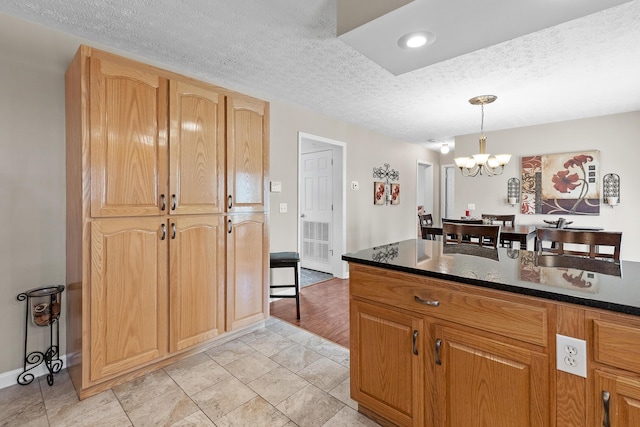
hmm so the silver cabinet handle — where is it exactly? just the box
[415,296,440,307]
[228,219,233,234]
[171,194,177,210]
[412,330,419,355]
[160,194,166,211]
[228,195,233,209]
[435,338,442,365]
[160,224,166,240]
[171,223,176,239]
[602,390,610,427]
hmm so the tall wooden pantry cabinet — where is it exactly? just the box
[65,45,269,399]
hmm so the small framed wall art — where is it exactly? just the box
[374,181,386,205]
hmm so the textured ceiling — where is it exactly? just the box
[1,0,639,151]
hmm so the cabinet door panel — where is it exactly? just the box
[226,214,268,330]
[90,218,168,382]
[169,81,225,215]
[435,326,549,427]
[593,370,640,427]
[226,95,269,213]
[169,216,225,351]
[350,300,424,427]
[90,56,168,217]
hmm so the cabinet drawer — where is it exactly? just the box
[593,319,640,373]
[350,264,548,347]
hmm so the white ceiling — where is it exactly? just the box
[1,0,639,151]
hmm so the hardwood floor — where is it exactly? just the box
[269,277,350,348]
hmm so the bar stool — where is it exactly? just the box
[269,252,301,319]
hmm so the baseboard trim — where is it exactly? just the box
[0,354,68,390]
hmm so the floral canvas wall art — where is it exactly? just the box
[521,150,600,215]
[390,183,400,205]
[374,181,386,205]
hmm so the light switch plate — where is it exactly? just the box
[467,203,476,210]
[351,181,360,191]
[270,181,282,193]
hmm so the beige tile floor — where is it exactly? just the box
[1,318,380,427]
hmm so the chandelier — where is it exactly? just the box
[454,95,511,177]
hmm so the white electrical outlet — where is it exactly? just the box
[467,203,476,210]
[556,334,587,377]
[279,203,287,213]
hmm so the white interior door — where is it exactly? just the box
[300,150,333,273]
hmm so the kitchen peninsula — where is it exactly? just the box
[342,239,640,427]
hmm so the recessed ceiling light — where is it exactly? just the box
[398,31,436,49]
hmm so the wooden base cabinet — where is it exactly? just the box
[90,218,168,382]
[592,370,640,427]
[350,300,425,427]
[169,216,225,352]
[226,214,268,331]
[349,264,551,427]
[433,326,549,427]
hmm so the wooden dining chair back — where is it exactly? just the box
[482,214,516,247]
[443,223,501,248]
[481,214,515,227]
[535,228,622,261]
[419,214,434,227]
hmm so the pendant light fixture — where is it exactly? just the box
[454,95,511,177]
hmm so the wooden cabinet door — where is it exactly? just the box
[592,370,640,427]
[90,54,168,218]
[169,215,225,352]
[226,213,268,330]
[226,95,269,213]
[350,300,425,427]
[434,326,549,427]
[90,218,168,382]
[169,81,225,215]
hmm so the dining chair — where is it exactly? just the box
[482,214,515,247]
[419,214,437,239]
[535,228,622,261]
[443,223,501,249]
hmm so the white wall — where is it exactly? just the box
[269,100,440,256]
[454,111,640,261]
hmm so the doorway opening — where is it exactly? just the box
[441,164,456,220]
[416,161,434,235]
[298,132,347,279]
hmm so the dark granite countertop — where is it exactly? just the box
[342,239,640,317]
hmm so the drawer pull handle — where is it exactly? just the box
[160,194,166,211]
[435,338,442,365]
[171,194,177,210]
[160,224,166,241]
[602,390,610,427]
[228,195,233,209]
[171,223,176,239]
[228,219,233,234]
[415,296,440,307]
[412,330,419,355]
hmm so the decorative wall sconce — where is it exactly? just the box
[603,173,620,208]
[507,177,520,206]
[373,163,400,205]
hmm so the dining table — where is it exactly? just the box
[421,223,537,250]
